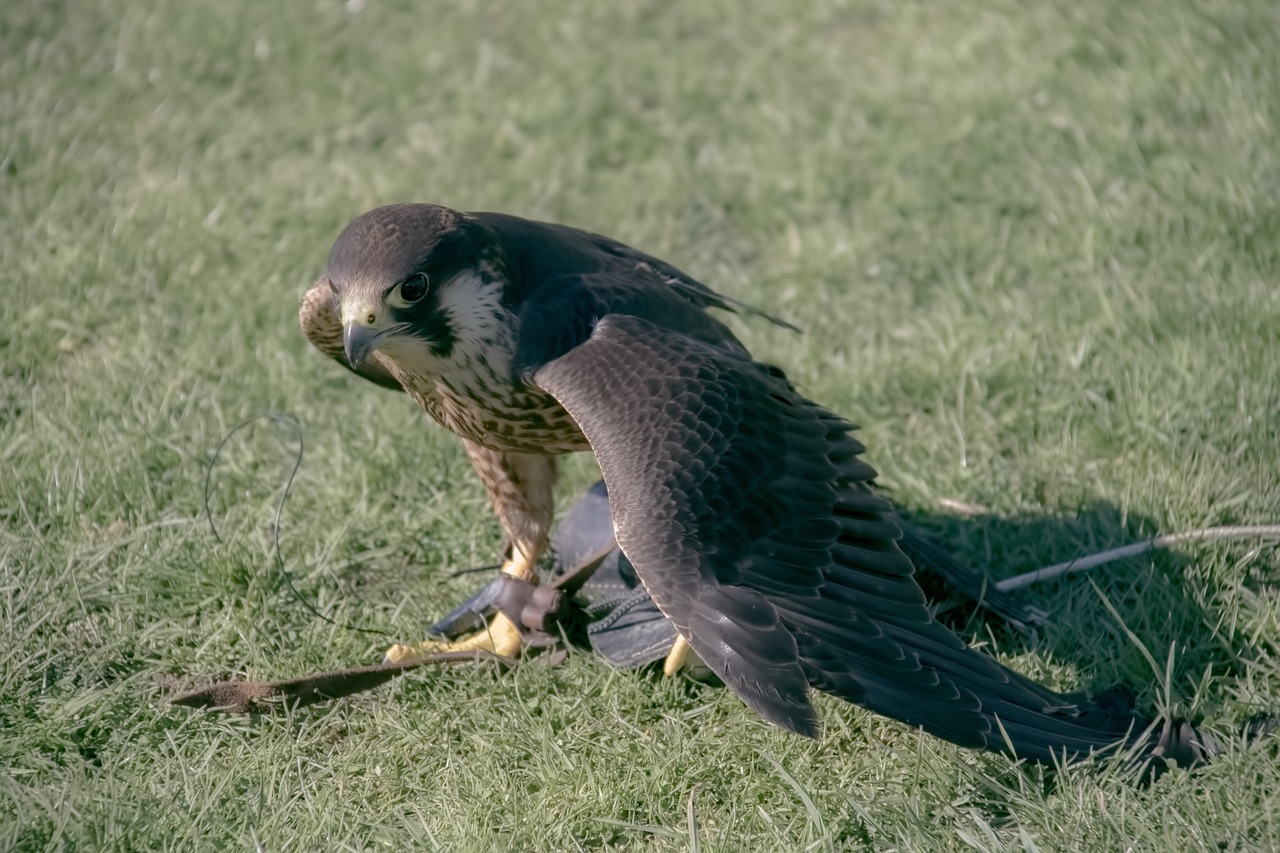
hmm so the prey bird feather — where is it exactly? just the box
[299,203,1216,766]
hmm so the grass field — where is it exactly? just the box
[4,0,1280,849]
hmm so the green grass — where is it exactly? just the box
[3,0,1279,848]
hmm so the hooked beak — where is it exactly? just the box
[341,294,399,368]
[341,294,413,369]
[343,321,383,368]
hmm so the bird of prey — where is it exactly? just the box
[299,203,1206,764]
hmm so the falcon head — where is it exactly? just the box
[326,204,509,373]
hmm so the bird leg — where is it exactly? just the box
[384,445,555,665]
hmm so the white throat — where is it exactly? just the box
[379,268,515,395]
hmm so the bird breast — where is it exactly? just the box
[399,315,587,455]
[407,378,589,455]
[381,268,589,455]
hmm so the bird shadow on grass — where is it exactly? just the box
[599,495,1273,777]
[811,499,1275,836]
[900,499,1257,715]
[866,497,1280,824]
[555,491,1272,748]
[640,498,1262,703]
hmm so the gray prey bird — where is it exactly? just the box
[299,203,1210,766]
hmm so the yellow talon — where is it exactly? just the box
[383,611,526,664]
[663,635,693,676]
[384,544,542,665]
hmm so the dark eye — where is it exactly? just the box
[398,273,429,303]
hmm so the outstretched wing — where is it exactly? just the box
[532,313,1148,758]
[533,313,851,734]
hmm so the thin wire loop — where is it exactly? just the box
[203,414,391,638]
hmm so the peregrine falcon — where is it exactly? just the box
[299,203,1206,764]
